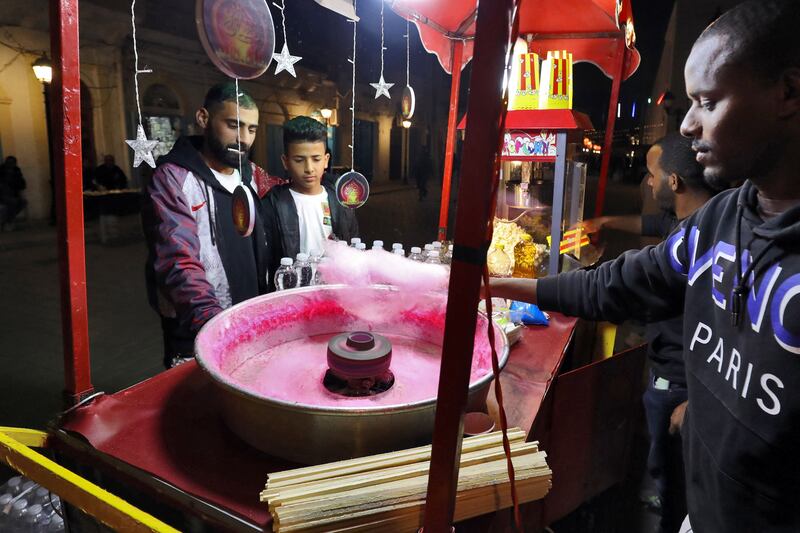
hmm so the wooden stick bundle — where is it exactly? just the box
[261,428,551,532]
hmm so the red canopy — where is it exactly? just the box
[389,0,640,79]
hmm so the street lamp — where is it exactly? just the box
[32,55,53,84]
[320,107,333,121]
[402,119,412,129]
[32,54,55,223]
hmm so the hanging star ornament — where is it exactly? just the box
[370,75,393,99]
[126,124,158,168]
[274,43,302,77]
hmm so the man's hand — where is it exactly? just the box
[669,401,688,435]
[574,216,610,235]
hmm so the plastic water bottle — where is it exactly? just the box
[274,257,298,290]
[392,248,405,257]
[8,499,28,531]
[3,477,23,496]
[392,242,403,252]
[294,253,313,287]
[356,242,366,251]
[350,237,361,248]
[47,515,65,532]
[0,493,13,530]
[313,257,328,285]
[308,250,322,285]
[22,503,44,532]
[408,247,424,262]
[444,244,453,265]
[425,250,441,264]
[30,487,49,508]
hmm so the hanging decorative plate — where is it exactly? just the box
[401,85,416,119]
[335,171,370,209]
[232,184,256,237]
[196,0,275,79]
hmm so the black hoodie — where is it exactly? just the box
[142,136,269,355]
[537,181,800,531]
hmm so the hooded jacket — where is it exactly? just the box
[537,181,800,532]
[142,136,270,353]
[262,173,359,286]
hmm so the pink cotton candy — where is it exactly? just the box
[320,242,450,294]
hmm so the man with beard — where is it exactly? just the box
[142,82,269,368]
[488,1,800,530]
[581,133,720,533]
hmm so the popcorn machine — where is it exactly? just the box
[491,108,592,277]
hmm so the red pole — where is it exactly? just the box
[50,0,94,405]
[594,40,626,217]
[422,0,512,529]
[436,40,464,242]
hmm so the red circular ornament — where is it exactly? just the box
[232,184,256,237]
[335,171,370,209]
[401,85,416,119]
[196,0,275,79]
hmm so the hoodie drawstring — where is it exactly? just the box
[732,205,776,327]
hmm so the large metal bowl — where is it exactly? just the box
[195,284,509,464]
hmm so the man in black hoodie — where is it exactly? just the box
[142,82,269,368]
[489,1,800,531]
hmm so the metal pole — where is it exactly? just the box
[594,39,626,217]
[436,40,464,242]
[422,0,512,529]
[50,0,94,405]
[548,132,568,275]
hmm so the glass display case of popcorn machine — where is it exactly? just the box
[487,108,592,278]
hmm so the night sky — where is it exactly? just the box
[277,0,678,130]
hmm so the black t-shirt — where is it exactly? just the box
[643,210,685,385]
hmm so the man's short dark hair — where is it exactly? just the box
[653,133,717,194]
[283,116,327,154]
[700,0,800,81]
[203,82,257,113]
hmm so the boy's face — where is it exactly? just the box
[282,141,329,194]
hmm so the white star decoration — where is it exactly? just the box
[274,43,302,77]
[370,75,393,99]
[125,124,158,168]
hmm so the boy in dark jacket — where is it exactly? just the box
[490,1,800,531]
[142,82,269,368]
[263,116,358,286]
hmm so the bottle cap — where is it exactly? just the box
[356,243,366,250]
[296,253,309,261]
[27,503,43,515]
[280,257,293,266]
[424,244,434,251]
[0,494,12,505]
[372,240,384,248]
[448,244,454,251]
[350,238,361,244]
[392,242,402,250]
[393,249,405,255]
[432,241,442,249]
[12,499,27,511]
[410,246,421,253]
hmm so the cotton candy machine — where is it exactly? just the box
[195,284,508,464]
